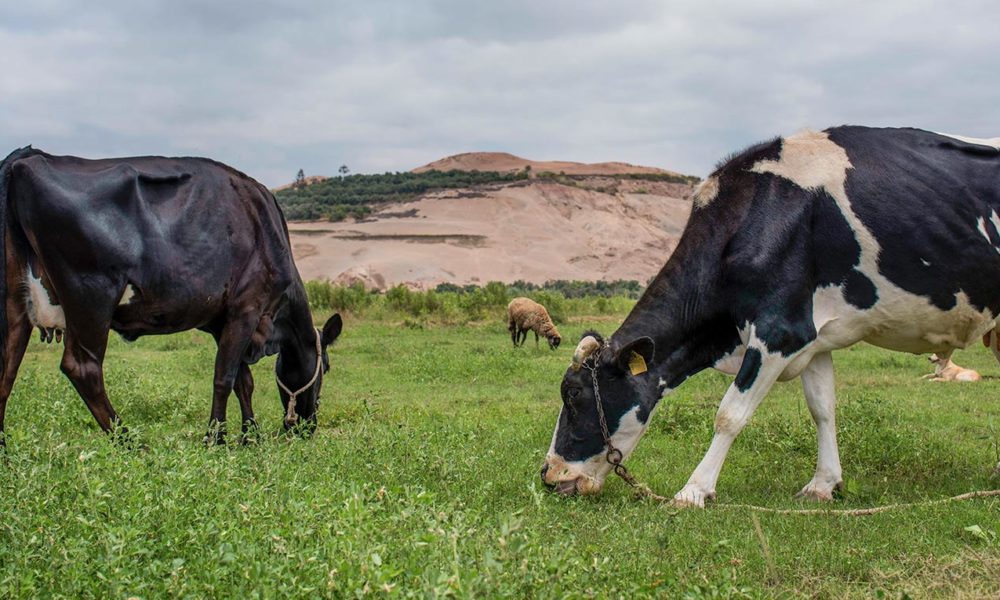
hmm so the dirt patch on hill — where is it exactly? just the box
[412,152,685,177]
[289,177,694,290]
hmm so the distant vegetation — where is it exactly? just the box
[274,170,529,221]
[303,279,645,325]
[274,168,700,222]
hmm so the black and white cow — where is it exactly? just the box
[541,126,1000,506]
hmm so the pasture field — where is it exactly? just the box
[1,312,998,598]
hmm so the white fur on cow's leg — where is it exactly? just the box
[674,337,792,508]
[984,329,1000,367]
[796,352,843,501]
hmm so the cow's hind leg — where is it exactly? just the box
[674,334,794,508]
[0,302,33,447]
[206,317,258,445]
[796,351,843,501]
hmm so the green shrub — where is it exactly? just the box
[301,279,639,324]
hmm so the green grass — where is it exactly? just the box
[1,315,998,598]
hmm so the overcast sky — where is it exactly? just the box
[2,1,998,186]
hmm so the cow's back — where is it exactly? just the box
[761,127,1000,356]
[8,152,296,334]
[828,126,1000,315]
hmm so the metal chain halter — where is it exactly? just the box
[276,327,323,424]
[583,359,648,491]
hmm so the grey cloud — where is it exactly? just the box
[2,1,999,186]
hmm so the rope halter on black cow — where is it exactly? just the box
[275,327,323,425]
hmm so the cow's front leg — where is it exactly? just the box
[233,363,258,443]
[206,318,258,445]
[674,341,791,508]
[796,351,843,501]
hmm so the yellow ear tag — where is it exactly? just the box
[628,351,647,376]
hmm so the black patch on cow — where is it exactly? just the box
[735,347,762,392]
[713,137,783,174]
[826,126,1000,316]
[842,269,878,309]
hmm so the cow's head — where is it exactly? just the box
[276,313,342,431]
[541,331,658,495]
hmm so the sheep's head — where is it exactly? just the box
[548,334,561,350]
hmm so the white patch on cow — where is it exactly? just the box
[990,210,1000,241]
[807,282,995,358]
[920,258,931,267]
[936,132,1000,149]
[750,129,853,194]
[977,217,991,243]
[118,284,138,306]
[543,404,653,494]
[26,271,66,329]
[692,176,720,208]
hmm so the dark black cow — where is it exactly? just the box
[541,127,1000,506]
[0,146,342,445]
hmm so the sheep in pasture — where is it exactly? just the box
[507,297,561,350]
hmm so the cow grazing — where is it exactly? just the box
[0,146,342,445]
[541,127,1000,506]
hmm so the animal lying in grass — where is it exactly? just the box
[507,297,561,350]
[923,352,981,382]
[541,127,1000,506]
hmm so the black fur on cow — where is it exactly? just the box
[0,146,342,445]
[542,126,1000,505]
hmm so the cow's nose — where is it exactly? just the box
[540,463,556,489]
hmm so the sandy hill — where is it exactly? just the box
[287,156,697,289]
[413,151,680,177]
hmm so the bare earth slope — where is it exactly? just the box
[412,151,680,177]
[287,156,696,289]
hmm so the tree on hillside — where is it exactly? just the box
[294,168,305,189]
[339,164,350,176]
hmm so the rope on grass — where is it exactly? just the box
[631,485,1000,516]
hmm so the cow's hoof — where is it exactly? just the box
[203,419,227,446]
[672,484,714,508]
[203,433,226,446]
[240,420,261,445]
[111,427,146,451]
[795,479,843,501]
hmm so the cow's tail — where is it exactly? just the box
[0,146,35,370]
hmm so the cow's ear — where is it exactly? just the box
[321,313,343,347]
[613,337,655,376]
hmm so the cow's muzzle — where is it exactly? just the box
[540,457,601,495]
